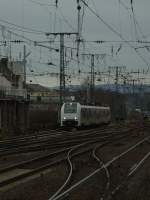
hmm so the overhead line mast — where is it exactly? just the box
[82,53,105,105]
[45,32,78,106]
[77,0,81,57]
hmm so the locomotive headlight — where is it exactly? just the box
[74,116,78,120]
[64,117,66,120]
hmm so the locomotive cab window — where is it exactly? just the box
[64,103,77,113]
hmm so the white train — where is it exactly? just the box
[60,102,111,127]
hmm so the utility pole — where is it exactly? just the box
[23,45,31,88]
[77,0,81,57]
[91,54,95,104]
[59,34,65,106]
[82,53,104,105]
[23,45,26,88]
[108,66,126,93]
[132,79,136,94]
[115,66,119,93]
[45,32,78,107]
[108,65,126,120]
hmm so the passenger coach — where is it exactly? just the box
[61,102,111,127]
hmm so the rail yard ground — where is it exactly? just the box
[0,121,150,200]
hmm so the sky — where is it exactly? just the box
[0,0,150,87]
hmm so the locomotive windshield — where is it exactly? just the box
[64,103,77,113]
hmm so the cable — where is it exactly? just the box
[58,7,76,32]
[119,0,130,10]
[119,0,146,40]
[27,0,55,7]
[118,0,122,36]
[0,25,59,53]
[130,0,139,41]
[30,39,150,44]
[80,0,150,72]
[0,19,45,34]
[0,24,34,43]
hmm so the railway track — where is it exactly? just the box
[0,126,135,171]
[48,135,150,200]
[46,131,142,200]
[0,123,149,200]
[0,125,134,156]
[92,143,111,200]
[0,123,131,147]
[106,150,150,200]
[0,127,135,191]
[104,141,150,199]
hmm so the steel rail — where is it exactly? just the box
[0,133,120,174]
[49,133,137,200]
[107,151,150,199]
[50,136,150,200]
[0,128,133,156]
[0,124,132,147]
[0,142,98,188]
[92,144,110,200]
[0,128,65,143]
[0,131,133,189]
[48,144,83,200]
[49,140,108,200]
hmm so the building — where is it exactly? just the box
[26,84,60,103]
[0,58,29,135]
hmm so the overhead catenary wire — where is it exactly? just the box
[119,0,147,40]
[0,18,45,35]
[27,0,55,7]
[0,0,149,86]
[58,7,76,32]
[80,0,150,72]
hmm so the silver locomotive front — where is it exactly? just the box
[61,102,80,127]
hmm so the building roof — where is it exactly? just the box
[26,84,51,92]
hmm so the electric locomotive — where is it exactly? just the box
[60,102,111,127]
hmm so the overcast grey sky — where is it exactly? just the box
[0,0,150,86]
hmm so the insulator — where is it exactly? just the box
[77,5,81,10]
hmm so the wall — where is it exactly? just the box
[29,103,59,129]
[0,99,29,137]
